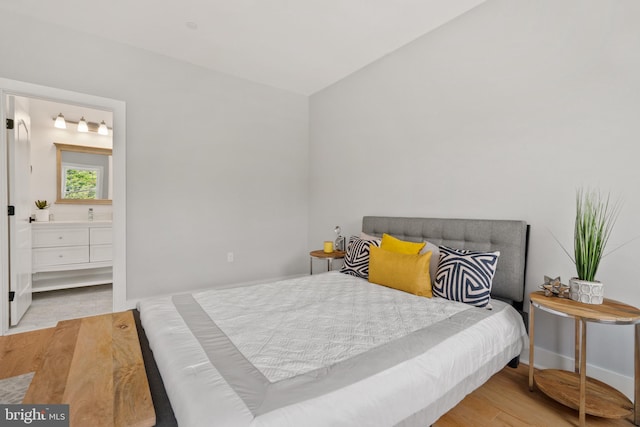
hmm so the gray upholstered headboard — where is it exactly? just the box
[362,216,529,307]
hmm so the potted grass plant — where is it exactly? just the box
[568,189,620,304]
[34,200,50,222]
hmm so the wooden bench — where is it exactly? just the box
[23,311,156,427]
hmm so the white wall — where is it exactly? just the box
[309,0,640,389]
[28,98,113,221]
[0,10,309,299]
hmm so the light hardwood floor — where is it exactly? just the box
[435,364,635,426]
[1,326,636,426]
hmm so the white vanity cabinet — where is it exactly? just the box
[32,222,112,292]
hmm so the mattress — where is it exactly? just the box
[138,272,527,427]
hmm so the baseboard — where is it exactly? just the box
[521,345,634,400]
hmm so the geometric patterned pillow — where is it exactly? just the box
[433,246,500,308]
[339,236,381,279]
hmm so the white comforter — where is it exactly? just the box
[138,272,527,427]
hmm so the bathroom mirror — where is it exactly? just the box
[54,143,112,205]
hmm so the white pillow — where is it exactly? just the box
[360,231,379,240]
[420,241,440,285]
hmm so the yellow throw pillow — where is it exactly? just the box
[380,233,426,255]
[368,246,432,297]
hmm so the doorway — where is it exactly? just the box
[10,96,113,332]
[0,78,127,335]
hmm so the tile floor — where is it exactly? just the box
[8,284,113,335]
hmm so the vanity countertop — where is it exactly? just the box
[32,220,112,226]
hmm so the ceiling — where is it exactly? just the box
[0,0,485,95]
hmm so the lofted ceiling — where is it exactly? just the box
[0,0,485,95]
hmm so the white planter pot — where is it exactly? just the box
[569,277,604,304]
[35,209,49,222]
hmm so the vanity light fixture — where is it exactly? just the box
[98,121,109,136]
[77,117,89,133]
[54,113,66,129]
[52,115,112,135]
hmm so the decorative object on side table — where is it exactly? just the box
[334,226,345,252]
[555,189,621,305]
[34,200,50,222]
[540,275,569,298]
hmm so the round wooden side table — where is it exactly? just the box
[309,250,346,274]
[528,291,640,426]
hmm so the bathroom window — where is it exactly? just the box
[62,163,104,199]
[54,143,112,204]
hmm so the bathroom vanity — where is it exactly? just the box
[31,221,112,292]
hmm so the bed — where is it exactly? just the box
[137,216,529,427]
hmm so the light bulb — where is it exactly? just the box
[77,117,88,132]
[98,121,108,135]
[54,113,66,129]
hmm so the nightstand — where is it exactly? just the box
[528,291,640,426]
[309,250,346,274]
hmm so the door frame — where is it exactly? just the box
[0,78,127,335]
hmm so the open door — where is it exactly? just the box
[7,95,32,326]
